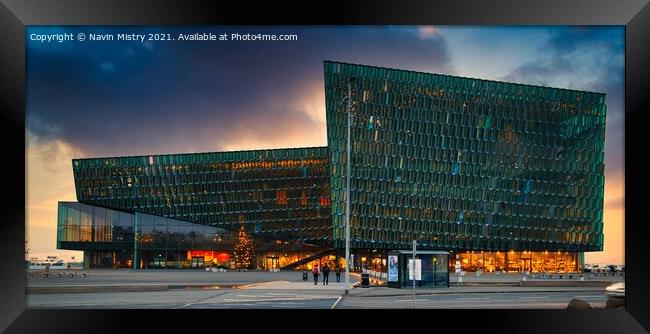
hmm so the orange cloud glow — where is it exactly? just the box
[418,26,440,39]
[26,132,83,261]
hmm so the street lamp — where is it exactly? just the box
[178,239,184,269]
[133,233,141,270]
[343,76,357,295]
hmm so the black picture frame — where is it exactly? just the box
[1,0,648,332]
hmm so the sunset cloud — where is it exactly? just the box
[26,131,83,260]
[417,26,441,39]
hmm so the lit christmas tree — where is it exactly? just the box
[233,225,255,269]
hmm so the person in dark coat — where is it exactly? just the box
[335,265,342,282]
[312,264,320,285]
[322,263,331,285]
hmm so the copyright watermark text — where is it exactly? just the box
[29,32,299,43]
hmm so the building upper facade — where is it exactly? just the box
[72,146,332,246]
[324,61,606,251]
[66,61,606,253]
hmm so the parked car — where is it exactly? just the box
[584,264,607,273]
[607,265,619,273]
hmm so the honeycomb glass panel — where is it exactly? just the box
[324,61,605,253]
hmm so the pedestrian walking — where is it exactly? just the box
[335,265,341,283]
[312,264,320,285]
[322,263,330,285]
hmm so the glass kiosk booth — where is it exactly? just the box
[387,250,449,288]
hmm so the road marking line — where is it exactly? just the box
[519,296,549,299]
[223,296,328,303]
[278,302,304,305]
[331,296,343,309]
[239,280,289,289]
[173,291,229,309]
[395,299,428,302]
[458,297,492,300]
[236,294,283,298]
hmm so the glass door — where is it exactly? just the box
[521,258,532,272]
[191,256,204,268]
[266,257,279,269]
[153,256,165,269]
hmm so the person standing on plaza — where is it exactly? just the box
[312,264,320,285]
[322,263,330,285]
[335,264,341,283]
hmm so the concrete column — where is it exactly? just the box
[133,213,140,270]
[482,253,485,271]
[83,251,92,270]
[577,252,584,272]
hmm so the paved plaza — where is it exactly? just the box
[27,269,623,286]
[26,284,611,309]
[27,269,327,285]
[25,269,623,309]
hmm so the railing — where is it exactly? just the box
[279,249,340,270]
[26,270,88,279]
[524,271,624,280]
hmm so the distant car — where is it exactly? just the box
[584,264,606,273]
[606,282,625,298]
[606,282,625,308]
[593,264,611,274]
[607,265,618,273]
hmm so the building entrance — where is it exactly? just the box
[266,256,279,269]
[153,256,165,269]
[191,256,205,268]
[520,258,532,272]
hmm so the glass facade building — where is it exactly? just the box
[72,147,331,245]
[57,61,606,272]
[58,199,324,270]
[63,147,331,269]
[58,201,236,268]
[324,61,605,254]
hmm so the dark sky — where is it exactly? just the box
[26,26,454,156]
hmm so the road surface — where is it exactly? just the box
[27,288,607,309]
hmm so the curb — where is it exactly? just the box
[26,283,247,294]
[348,288,607,298]
[519,280,612,288]
[167,284,242,289]
[237,280,289,289]
[26,284,169,294]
